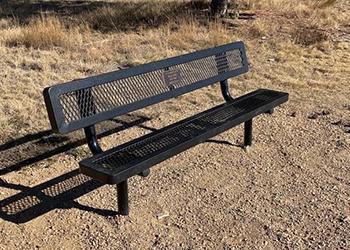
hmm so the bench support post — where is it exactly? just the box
[84,126,103,155]
[244,119,253,147]
[117,180,129,215]
[220,80,233,101]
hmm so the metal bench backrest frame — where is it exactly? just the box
[44,42,248,135]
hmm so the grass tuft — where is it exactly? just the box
[292,26,330,46]
[4,15,84,49]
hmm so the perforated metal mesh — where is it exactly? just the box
[91,90,281,171]
[59,49,244,124]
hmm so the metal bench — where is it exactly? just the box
[43,41,289,215]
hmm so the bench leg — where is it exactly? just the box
[117,180,129,215]
[244,119,253,147]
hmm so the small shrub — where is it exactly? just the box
[248,20,270,38]
[292,26,329,46]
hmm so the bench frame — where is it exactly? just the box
[82,79,239,215]
[43,42,287,216]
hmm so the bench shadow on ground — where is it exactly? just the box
[0,114,151,223]
[0,113,241,224]
[206,139,243,148]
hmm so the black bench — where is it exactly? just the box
[43,41,288,215]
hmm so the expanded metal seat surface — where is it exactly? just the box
[79,89,288,184]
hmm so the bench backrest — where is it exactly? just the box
[44,41,248,134]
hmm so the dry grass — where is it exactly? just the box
[2,15,87,49]
[236,0,337,10]
[237,0,340,45]
[83,0,208,32]
[0,0,342,50]
[0,0,348,142]
[247,20,271,38]
[292,26,330,46]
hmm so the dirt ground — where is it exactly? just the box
[1,1,350,249]
[0,63,349,249]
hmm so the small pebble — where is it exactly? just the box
[322,110,330,116]
[290,112,297,117]
[308,114,318,119]
[156,212,169,220]
[332,120,342,125]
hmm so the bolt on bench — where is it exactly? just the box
[43,41,288,215]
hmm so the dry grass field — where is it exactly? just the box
[0,0,349,249]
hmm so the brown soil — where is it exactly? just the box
[0,72,349,249]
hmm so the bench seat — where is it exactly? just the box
[79,89,288,184]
